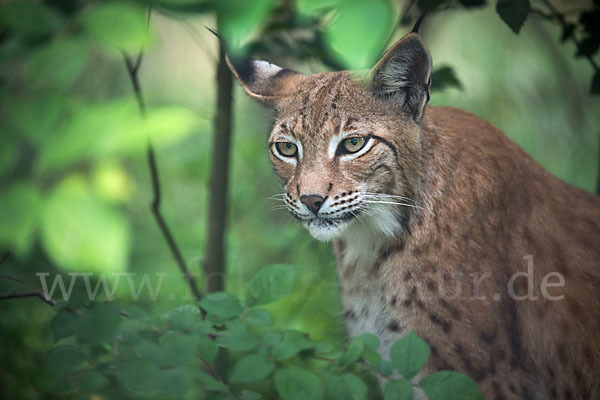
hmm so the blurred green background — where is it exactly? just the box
[0,0,598,398]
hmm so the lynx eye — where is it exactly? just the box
[341,136,367,153]
[275,142,298,157]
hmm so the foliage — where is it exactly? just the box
[0,0,598,398]
[45,265,483,399]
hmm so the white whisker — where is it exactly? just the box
[363,200,424,210]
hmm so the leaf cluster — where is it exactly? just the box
[41,265,482,399]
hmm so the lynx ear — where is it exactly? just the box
[371,33,432,121]
[226,56,304,107]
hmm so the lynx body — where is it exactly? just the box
[229,34,600,399]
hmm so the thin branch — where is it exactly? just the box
[197,354,224,382]
[538,0,599,72]
[0,251,11,267]
[197,353,239,400]
[0,274,25,285]
[0,290,55,307]
[122,53,202,301]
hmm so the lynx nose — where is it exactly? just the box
[300,195,325,215]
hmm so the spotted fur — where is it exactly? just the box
[229,33,600,399]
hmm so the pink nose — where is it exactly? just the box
[300,195,325,215]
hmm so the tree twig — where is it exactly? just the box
[0,275,25,285]
[202,41,233,294]
[0,290,55,307]
[197,353,224,382]
[0,251,11,267]
[538,0,599,73]
[123,53,202,300]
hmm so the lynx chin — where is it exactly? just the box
[228,32,600,399]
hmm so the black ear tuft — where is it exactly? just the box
[233,57,257,86]
[371,33,432,121]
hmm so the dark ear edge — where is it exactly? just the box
[226,55,304,107]
[371,33,432,121]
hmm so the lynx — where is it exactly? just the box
[228,33,600,399]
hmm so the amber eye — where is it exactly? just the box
[341,136,366,153]
[275,142,298,157]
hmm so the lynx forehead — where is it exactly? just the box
[229,32,600,399]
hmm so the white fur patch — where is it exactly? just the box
[253,60,282,80]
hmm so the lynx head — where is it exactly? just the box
[229,33,432,242]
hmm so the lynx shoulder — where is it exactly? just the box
[229,33,600,399]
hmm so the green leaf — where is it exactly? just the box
[296,0,341,16]
[28,38,89,88]
[324,0,394,69]
[274,367,323,400]
[76,302,123,345]
[0,1,63,41]
[218,322,260,352]
[230,353,274,383]
[37,99,199,173]
[336,337,364,368]
[199,292,244,319]
[390,332,430,379]
[326,373,368,400]
[51,309,80,341]
[140,0,214,13]
[198,370,229,392]
[496,0,530,34]
[83,2,151,52]
[40,176,130,273]
[262,332,283,347]
[240,390,263,400]
[363,349,382,367]
[419,371,484,400]
[245,264,298,307]
[217,0,277,54]
[314,342,335,354]
[158,331,198,366]
[5,94,66,147]
[244,308,273,327]
[378,359,395,376]
[161,366,196,397]
[78,370,109,391]
[353,333,380,351]
[45,346,86,378]
[272,330,314,361]
[113,359,167,393]
[0,182,41,254]
[117,318,146,344]
[431,66,463,91]
[0,131,15,178]
[164,304,202,331]
[93,161,134,203]
[384,379,413,400]
[198,336,219,364]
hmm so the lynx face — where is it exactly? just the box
[228,35,432,242]
[268,78,410,242]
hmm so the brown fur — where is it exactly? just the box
[228,33,600,399]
